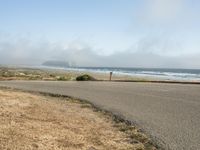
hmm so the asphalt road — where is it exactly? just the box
[0,81,200,150]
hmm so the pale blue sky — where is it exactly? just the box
[0,0,200,68]
[0,0,137,52]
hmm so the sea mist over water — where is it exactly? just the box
[0,36,200,69]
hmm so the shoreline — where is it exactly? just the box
[35,65,200,82]
[1,65,200,84]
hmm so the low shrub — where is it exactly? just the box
[76,74,96,81]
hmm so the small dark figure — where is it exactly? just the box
[109,72,113,81]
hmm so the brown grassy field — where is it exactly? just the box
[0,89,155,150]
[0,67,77,81]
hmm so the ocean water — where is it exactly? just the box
[36,65,200,81]
[61,67,200,81]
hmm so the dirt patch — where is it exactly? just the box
[0,89,156,150]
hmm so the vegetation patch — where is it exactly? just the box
[76,74,96,81]
[0,67,76,81]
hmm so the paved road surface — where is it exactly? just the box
[0,81,200,150]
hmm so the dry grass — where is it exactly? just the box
[0,89,155,150]
[0,67,76,81]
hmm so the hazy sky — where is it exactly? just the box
[0,0,200,68]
